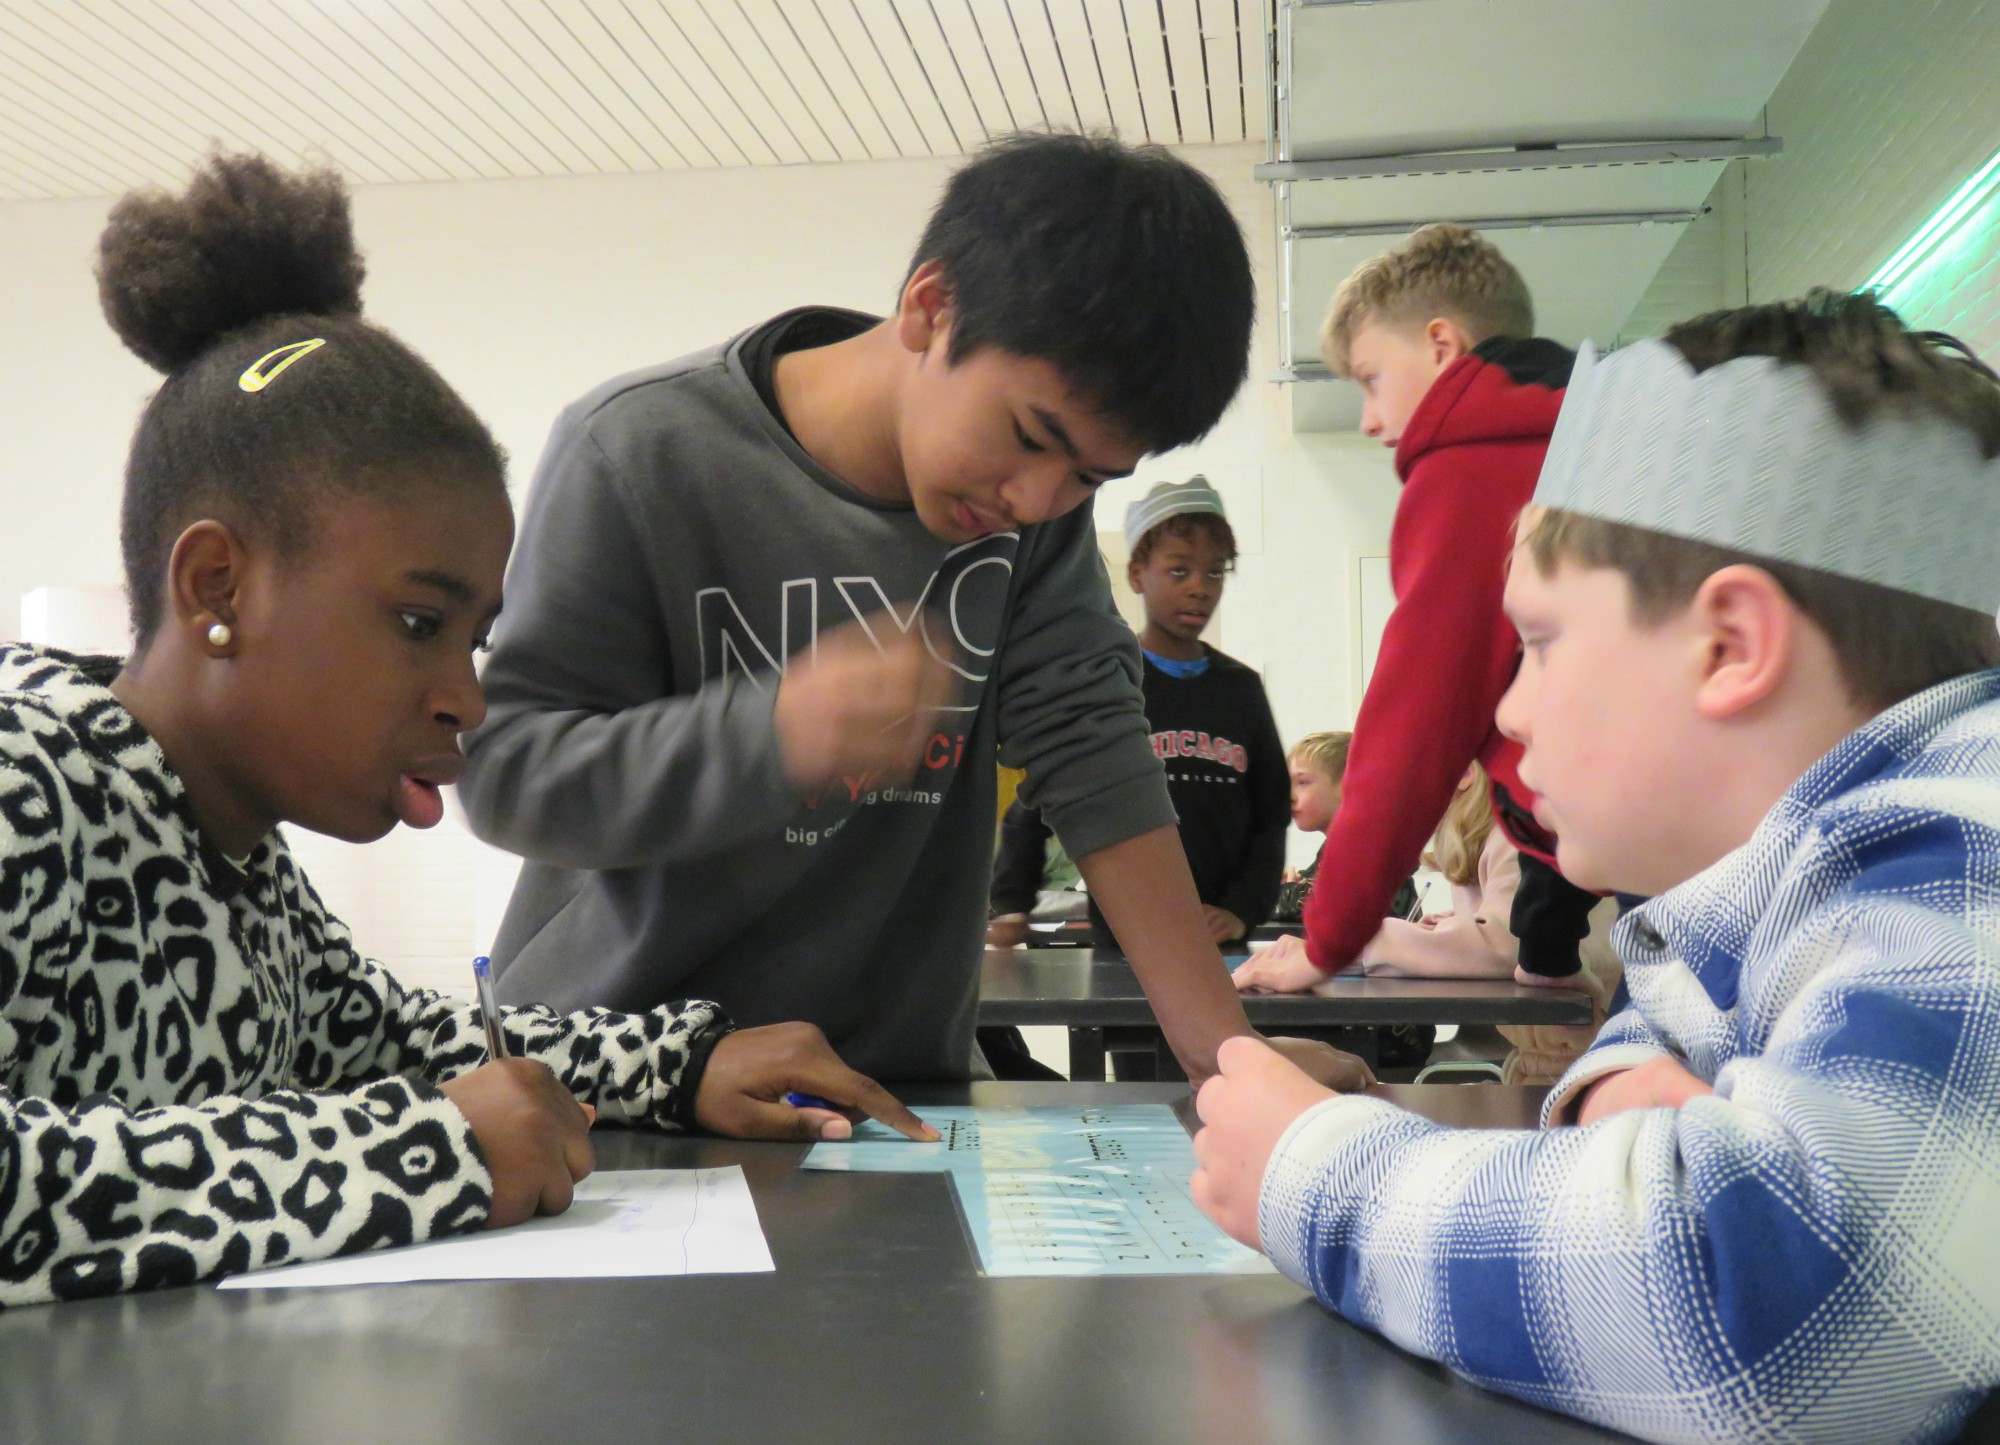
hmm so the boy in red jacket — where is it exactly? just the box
[1236,224,1596,992]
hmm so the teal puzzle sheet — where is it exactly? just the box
[802,1105,1273,1278]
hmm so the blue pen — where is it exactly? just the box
[471,955,510,1060]
[785,1092,840,1112]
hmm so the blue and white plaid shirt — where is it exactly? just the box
[1260,670,2000,1443]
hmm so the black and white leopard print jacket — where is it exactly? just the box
[0,645,731,1306]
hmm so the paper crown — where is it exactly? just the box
[1533,338,2000,615]
[1124,476,1226,549]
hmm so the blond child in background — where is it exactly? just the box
[1274,732,1346,907]
[1288,731,1349,841]
[1274,733,1419,926]
[1275,732,1430,1073]
[1357,763,1619,1084]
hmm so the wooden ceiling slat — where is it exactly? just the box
[484,0,664,170]
[1041,0,1117,135]
[15,2,276,169]
[1005,0,1085,133]
[933,0,1029,134]
[430,0,627,172]
[635,0,776,166]
[1160,0,1213,144]
[148,0,424,182]
[1195,0,1244,143]
[733,0,874,160]
[1079,0,1150,139]
[0,92,123,196]
[0,0,1267,199]
[523,0,699,169]
[976,1,1055,134]
[0,55,167,193]
[331,0,550,176]
[269,0,500,178]
[1236,0,1267,143]
[844,0,963,154]
[328,0,544,175]
[413,0,593,173]
[893,1,1004,145]
[65,0,328,168]
[801,0,920,158]
[576,0,729,166]
[197,0,455,180]
[1121,0,1185,143]
[666,0,813,164]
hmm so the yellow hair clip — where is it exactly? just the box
[238,337,326,393]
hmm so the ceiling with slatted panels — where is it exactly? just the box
[0,0,1269,201]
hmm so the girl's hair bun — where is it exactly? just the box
[96,152,365,374]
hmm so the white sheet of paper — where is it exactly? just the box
[218,1167,774,1290]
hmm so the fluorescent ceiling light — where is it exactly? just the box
[1863,145,2000,301]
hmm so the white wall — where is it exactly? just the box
[0,195,140,636]
[0,144,1397,982]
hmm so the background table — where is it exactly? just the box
[1,1082,1991,1445]
[980,948,1594,1079]
[1022,918,1306,946]
[1249,920,1307,940]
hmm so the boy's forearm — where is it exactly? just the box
[1077,826,1254,1083]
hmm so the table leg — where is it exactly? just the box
[1103,1026,1164,1082]
[1067,1026,1385,1084]
[1261,1026,1381,1069]
[1067,1026,1106,1082]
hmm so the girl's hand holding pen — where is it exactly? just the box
[439,1059,597,1228]
[451,952,597,1227]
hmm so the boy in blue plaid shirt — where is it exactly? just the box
[1192,291,2000,1443]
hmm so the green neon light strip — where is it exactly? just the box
[1864,145,2000,297]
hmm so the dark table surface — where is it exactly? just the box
[979,948,1595,1028]
[0,1084,1594,1445]
[2,1081,1990,1445]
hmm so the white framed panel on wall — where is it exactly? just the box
[1349,550,1394,719]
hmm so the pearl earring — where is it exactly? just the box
[207,622,233,648]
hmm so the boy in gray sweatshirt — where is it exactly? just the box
[460,134,1364,1097]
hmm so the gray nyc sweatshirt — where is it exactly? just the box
[459,310,1175,1080]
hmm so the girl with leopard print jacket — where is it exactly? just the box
[0,154,931,1308]
[0,645,731,1305]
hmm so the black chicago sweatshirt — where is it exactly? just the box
[991,647,1290,946]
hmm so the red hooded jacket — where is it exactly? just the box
[1303,336,1575,972]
